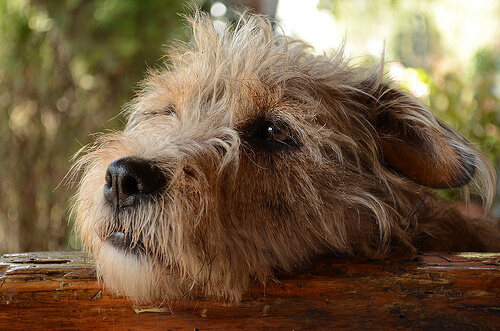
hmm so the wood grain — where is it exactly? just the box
[1,251,499,330]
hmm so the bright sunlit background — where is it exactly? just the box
[1,0,499,254]
[279,0,500,61]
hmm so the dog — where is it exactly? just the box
[72,12,499,302]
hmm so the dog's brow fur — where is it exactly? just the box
[72,11,499,302]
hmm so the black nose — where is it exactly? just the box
[104,157,166,208]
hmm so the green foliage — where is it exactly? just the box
[0,0,190,253]
[425,49,500,164]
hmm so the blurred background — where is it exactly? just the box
[0,0,498,254]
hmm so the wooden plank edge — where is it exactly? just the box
[1,251,499,329]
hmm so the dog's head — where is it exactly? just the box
[72,12,495,301]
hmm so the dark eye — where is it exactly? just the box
[244,119,300,151]
[265,124,288,142]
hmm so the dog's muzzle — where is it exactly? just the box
[103,157,166,253]
[106,231,147,254]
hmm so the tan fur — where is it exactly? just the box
[71,12,499,302]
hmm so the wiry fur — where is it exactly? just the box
[72,12,499,302]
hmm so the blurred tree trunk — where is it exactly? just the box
[0,0,187,253]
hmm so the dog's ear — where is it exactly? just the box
[365,82,476,189]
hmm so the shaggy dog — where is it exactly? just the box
[73,12,499,302]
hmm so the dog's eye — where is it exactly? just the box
[163,105,177,117]
[145,106,176,117]
[265,124,288,142]
[244,119,299,151]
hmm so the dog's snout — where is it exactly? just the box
[104,157,166,208]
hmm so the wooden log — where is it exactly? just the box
[1,251,499,329]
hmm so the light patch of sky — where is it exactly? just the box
[429,0,500,65]
[275,0,339,54]
[276,0,499,65]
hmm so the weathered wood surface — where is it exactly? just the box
[1,251,499,330]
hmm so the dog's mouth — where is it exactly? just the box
[106,232,146,255]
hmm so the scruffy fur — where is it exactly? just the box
[73,12,499,302]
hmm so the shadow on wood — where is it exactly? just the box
[1,251,499,329]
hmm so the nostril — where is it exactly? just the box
[104,170,114,203]
[121,175,140,195]
[105,171,112,185]
[104,157,167,208]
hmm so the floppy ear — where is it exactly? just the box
[368,83,476,189]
